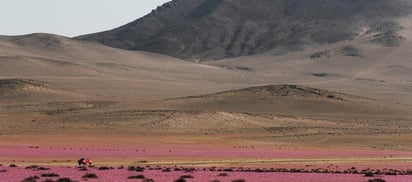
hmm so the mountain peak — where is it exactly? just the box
[78,0,412,61]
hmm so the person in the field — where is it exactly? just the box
[78,158,92,166]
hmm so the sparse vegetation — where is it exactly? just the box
[98,166,111,170]
[9,164,17,167]
[82,173,98,179]
[340,46,361,57]
[128,166,145,172]
[25,165,39,170]
[364,171,375,177]
[128,174,145,179]
[42,179,55,182]
[38,167,50,170]
[180,175,194,178]
[368,178,386,182]
[232,179,246,182]
[174,178,186,182]
[21,176,40,182]
[310,50,331,59]
[56,178,75,182]
[218,173,228,177]
[41,173,60,177]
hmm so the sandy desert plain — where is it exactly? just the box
[0,28,412,181]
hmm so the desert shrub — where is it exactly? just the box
[174,178,186,182]
[98,166,111,170]
[364,171,375,177]
[183,167,195,172]
[56,178,75,182]
[82,173,98,179]
[223,168,233,172]
[117,165,124,169]
[340,46,361,57]
[42,179,55,182]
[255,168,265,173]
[232,179,246,182]
[384,171,397,175]
[38,167,50,170]
[368,178,386,182]
[128,174,145,179]
[210,180,221,182]
[128,166,145,172]
[0,169,6,172]
[310,50,331,59]
[41,173,60,177]
[218,173,228,177]
[21,176,40,182]
[9,164,17,167]
[143,178,155,182]
[25,165,39,170]
[180,175,194,178]
[162,168,171,172]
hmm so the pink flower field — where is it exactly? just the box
[1,165,412,182]
[1,144,411,181]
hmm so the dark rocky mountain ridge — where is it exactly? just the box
[77,0,412,61]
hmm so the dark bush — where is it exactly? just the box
[180,175,194,178]
[9,164,17,167]
[218,173,228,177]
[174,178,186,182]
[38,167,50,170]
[162,168,171,172]
[183,167,195,172]
[21,176,40,182]
[364,171,375,177]
[232,179,246,182]
[128,174,145,179]
[210,180,221,182]
[255,168,265,173]
[41,173,60,177]
[42,179,55,182]
[25,165,39,170]
[368,178,386,182]
[82,173,98,179]
[128,166,145,172]
[98,166,111,170]
[0,169,6,172]
[56,178,75,182]
[143,178,155,182]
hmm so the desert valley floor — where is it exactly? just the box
[0,33,412,181]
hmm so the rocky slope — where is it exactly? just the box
[78,0,412,60]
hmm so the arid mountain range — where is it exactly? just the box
[78,0,412,60]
